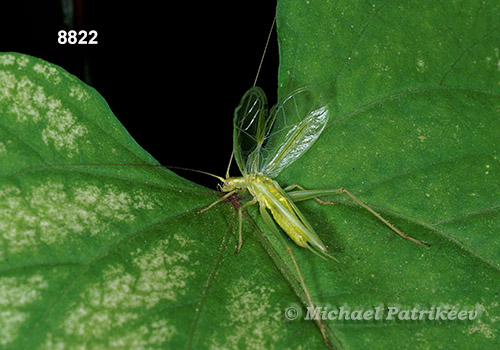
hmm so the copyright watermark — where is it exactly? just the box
[284,303,302,321]
[284,304,481,322]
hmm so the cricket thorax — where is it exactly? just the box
[221,174,271,194]
[245,174,284,205]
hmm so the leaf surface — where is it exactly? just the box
[1,0,500,349]
[276,0,500,348]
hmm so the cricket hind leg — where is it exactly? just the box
[337,187,430,246]
[258,205,335,349]
[284,184,338,205]
[287,186,429,247]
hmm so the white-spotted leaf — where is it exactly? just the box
[1,0,500,348]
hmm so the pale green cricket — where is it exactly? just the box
[202,85,428,258]
[190,3,426,347]
[197,84,428,348]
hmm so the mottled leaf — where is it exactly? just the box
[1,0,500,349]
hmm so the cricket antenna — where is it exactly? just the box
[227,2,282,177]
[20,163,226,183]
[163,165,226,182]
[252,1,281,87]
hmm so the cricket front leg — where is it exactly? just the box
[234,199,257,255]
[197,191,236,214]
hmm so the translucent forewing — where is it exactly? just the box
[261,86,329,178]
[233,87,268,175]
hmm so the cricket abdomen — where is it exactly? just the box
[267,201,310,248]
[246,174,311,248]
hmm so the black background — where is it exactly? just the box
[0,0,279,188]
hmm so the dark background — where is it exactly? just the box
[0,0,279,188]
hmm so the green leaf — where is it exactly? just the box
[275,0,500,349]
[1,0,500,349]
[0,52,324,349]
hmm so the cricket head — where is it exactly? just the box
[221,176,248,193]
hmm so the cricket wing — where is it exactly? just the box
[262,86,329,178]
[233,87,268,175]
